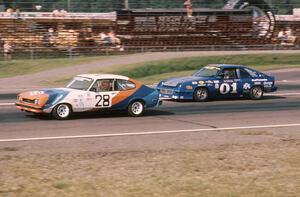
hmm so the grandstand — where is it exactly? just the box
[1,0,300,59]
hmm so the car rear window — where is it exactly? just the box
[115,80,136,91]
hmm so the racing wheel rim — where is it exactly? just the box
[196,89,208,101]
[252,86,263,98]
[131,101,144,115]
[56,104,70,118]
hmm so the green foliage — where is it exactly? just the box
[3,0,300,14]
[3,0,300,15]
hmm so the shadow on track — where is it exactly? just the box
[28,110,174,121]
[166,95,285,103]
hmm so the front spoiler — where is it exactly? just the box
[15,103,44,113]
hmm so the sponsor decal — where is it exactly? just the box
[163,81,178,87]
[215,84,220,89]
[192,81,198,85]
[254,82,262,85]
[186,85,193,90]
[199,81,205,85]
[29,91,45,96]
[223,80,234,83]
[206,80,214,84]
[243,83,251,90]
[213,80,220,84]
[252,79,268,82]
[264,81,273,87]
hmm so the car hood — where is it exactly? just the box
[18,88,70,107]
[162,76,209,87]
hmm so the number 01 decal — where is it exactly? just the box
[95,95,111,107]
[220,83,237,94]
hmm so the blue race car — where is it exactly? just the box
[157,64,277,101]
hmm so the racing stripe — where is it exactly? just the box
[112,79,142,105]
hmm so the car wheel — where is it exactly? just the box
[52,103,73,120]
[250,86,264,100]
[194,88,209,102]
[128,100,144,117]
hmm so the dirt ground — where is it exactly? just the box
[0,139,299,197]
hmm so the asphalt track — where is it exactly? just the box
[0,69,299,153]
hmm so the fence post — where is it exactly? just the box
[30,48,34,59]
[68,47,73,58]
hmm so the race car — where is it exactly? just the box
[16,74,161,120]
[157,64,277,101]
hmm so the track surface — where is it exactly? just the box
[0,68,299,154]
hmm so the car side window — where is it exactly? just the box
[239,68,251,78]
[222,68,237,79]
[90,79,114,92]
[115,80,136,91]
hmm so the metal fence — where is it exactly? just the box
[1,44,300,61]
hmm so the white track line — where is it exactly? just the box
[265,93,300,96]
[1,123,300,143]
[0,103,15,106]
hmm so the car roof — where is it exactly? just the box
[207,64,247,69]
[76,74,129,80]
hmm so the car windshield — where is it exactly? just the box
[66,77,94,91]
[193,66,220,77]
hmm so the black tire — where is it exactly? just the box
[249,86,264,100]
[193,88,209,102]
[128,100,145,117]
[52,103,73,120]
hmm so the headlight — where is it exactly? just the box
[34,99,39,105]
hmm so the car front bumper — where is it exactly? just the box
[264,86,278,93]
[159,91,194,100]
[15,102,44,113]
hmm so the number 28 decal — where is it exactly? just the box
[95,95,111,107]
[219,83,237,94]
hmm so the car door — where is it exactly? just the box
[87,79,118,110]
[236,68,253,95]
[111,79,137,108]
[218,68,239,98]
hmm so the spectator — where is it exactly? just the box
[14,7,21,18]
[52,9,60,17]
[108,30,121,46]
[6,7,14,17]
[278,29,287,41]
[286,27,297,44]
[43,28,56,47]
[184,0,193,17]
[59,9,68,17]
[281,27,297,45]
[98,32,111,45]
[3,41,13,61]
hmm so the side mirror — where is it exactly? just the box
[90,88,97,92]
[218,73,224,78]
